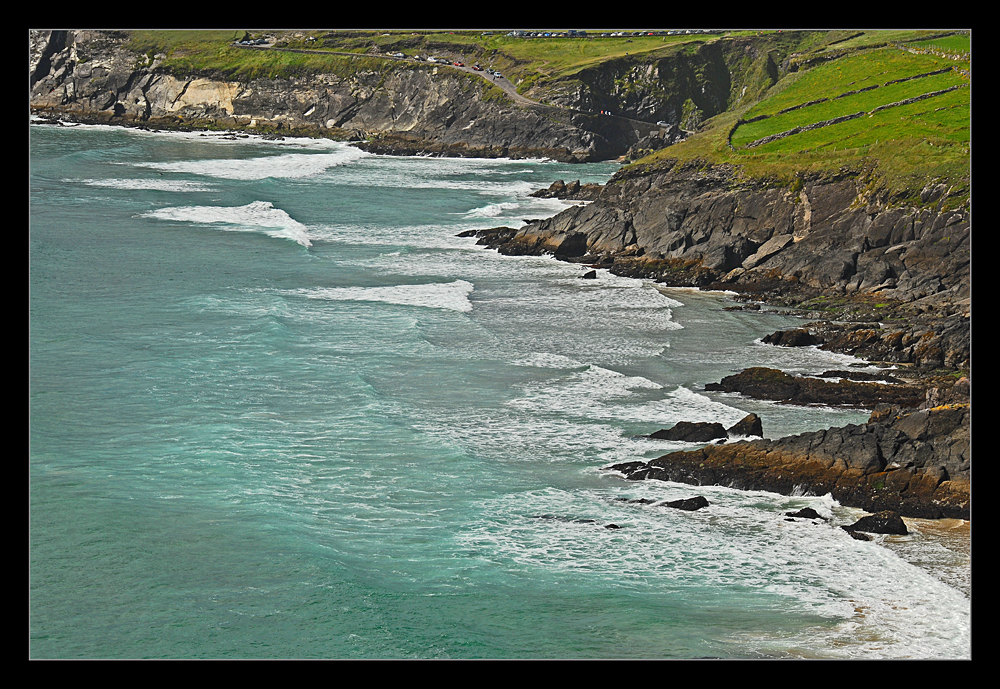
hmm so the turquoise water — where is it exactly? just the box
[29,123,970,659]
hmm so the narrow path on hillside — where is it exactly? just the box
[240,43,539,107]
[237,41,661,132]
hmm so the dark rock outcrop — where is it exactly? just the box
[649,422,728,442]
[762,328,818,347]
[663,496,710,511]
[843,511,908,535]
[530,179,603,200]
[704,367,925,408]
[478,158,968,372]
[648,414,763,442]
[727,413,763,438]
[762,316,972,371]
[603,403,969,519]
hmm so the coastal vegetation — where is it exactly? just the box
[641,39,969,208]
[116,29,968,206]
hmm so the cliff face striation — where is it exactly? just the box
[483,158,969,370]
[29,30,662,162]
[535,37,785,130]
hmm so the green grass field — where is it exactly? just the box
[128,30,403,80]
[129,29,714,86]
[639,34,971,204]
[910,34,971,53]
[731,70,967,148]
[740,48,961,120]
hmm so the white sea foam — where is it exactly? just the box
[511,352,586,369]
[462,201,523,218]
[142,200,313,246]
[134,146,368,180]
[750,339,888,374]
[509,361,749,427]
[460,485,970,658]
[78,178,216,192]
[289,280,475,313]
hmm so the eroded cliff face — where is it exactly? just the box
[484,160,969,369]
[28,30,649,161]
[513,162,968,296]
[537,38,785,130]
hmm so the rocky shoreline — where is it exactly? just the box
[463,170,970,522]
[31,116,971,524]
[29,29,970,524]
[28,30,656,163]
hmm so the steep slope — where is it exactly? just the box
[28,30,655,161]
[481,158,969,369]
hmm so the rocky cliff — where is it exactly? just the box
[481,158,970,370]
[29,30,662,162]
[534,36,787,129]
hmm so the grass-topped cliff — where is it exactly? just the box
[123,29,969,201]
[37,29,970,204]
[633,32,970,209]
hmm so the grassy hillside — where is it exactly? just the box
[127,30,406,80]
[123,29,970,204]
[640,34,970,208]
[128,30,716,90]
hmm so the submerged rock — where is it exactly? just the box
[785,507,823,519]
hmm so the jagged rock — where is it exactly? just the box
[624,126,685,160]
[704,367,924,408]
[843,511,908,535]
[649,422,727,442]
[727,413,763,438]
[604,404,969,519]
[531,180,567,197]
[816,370,902,384]
[581,270,597,279]
[762,328,818,347]
[481,156,967,370]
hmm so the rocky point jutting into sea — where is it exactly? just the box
[472,159,970,520]
[29,29,970,525]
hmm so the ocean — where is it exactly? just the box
[29,123,970,659]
